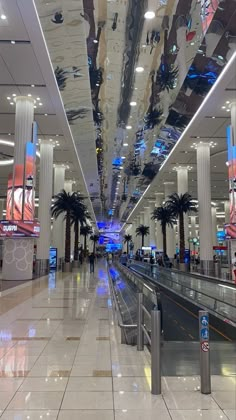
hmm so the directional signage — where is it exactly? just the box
[200,315,209,327]
[200,328,209,340]
[201,341,209,352]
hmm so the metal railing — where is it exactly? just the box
[129,261,236,325]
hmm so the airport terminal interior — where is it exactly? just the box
[0,0,235,419]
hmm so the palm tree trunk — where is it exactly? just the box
[142,235,144,248]
[65,211,71,263]
[179,212,185,264]
[74,219,79,261]
[127,242,129,254]
[93,241,96,254]
[163,224,167,256]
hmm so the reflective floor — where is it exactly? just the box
[0,260,235,419]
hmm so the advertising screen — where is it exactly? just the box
[201,0,219,35]
[49,248,57,270]
[23,142,36,220]
[0,220,40,238]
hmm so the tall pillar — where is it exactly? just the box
[148,201,156,248]
[140,212,144,226]
[211,206,217,246]
[0,199,4,219]
[64,180,75,254]
[224,200,230,224]
[3,96,35,281]
[53,165,65,266]
[143,206,150,245]
[36,141,54,274]
[155,193,164,251]
[164,182,176,259]
[196,143,213,274]
[176,167,189,245]
[64,180,73,193]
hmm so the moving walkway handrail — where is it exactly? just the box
[129,261,236,325]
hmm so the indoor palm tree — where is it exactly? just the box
[136,225,149,248]
[166,193,197,264]
[51,190,78,268]
[123,234,132,254]
[80,225,93,256]
[71,198,88,263]
[152,205,176,257]
[90,234,100,253]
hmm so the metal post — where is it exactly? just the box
[199,310,211,394]
[137,292,144,351]
[151,309,161,395]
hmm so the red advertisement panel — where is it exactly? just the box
[0,220,40,238]
[23,142,36,220]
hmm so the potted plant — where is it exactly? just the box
[152,205,176,257]
[71,199,89,268]
[51,190,78,272]
[80,225,93,257]
[135,225,150,248]
[123,234,132,254]
[166,193,197,270]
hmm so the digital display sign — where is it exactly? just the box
[0,220,40,238]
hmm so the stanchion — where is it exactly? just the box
[137,292,144,351]
[199,310,211,394]
[151,309,161,395]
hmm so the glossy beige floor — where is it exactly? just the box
[0,261,235,420]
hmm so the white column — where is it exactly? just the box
[155,193,164,251]
[0,199,4,219]
[63,180,74,254]
[191,216,197,238]
[36,141,54,273]
[140,212,144,226]
[176,167,189,246]
[197,143,213,274]
[52,165,65,263]
[224,200,230,224]
[164,182,176,259]
[64,180,73,193]
[143,206,150,245]
[211,207,217,246]
[148,201,156,248]
[3,96,35,281]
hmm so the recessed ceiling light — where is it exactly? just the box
[227,109,230,112]
[10,102,14,105]
[7,97,11,100]
[11,40,15,44]
[212,116,215,119]
[8,133,11,136]
[123,143,128,146]
[144,11,155,19]
[1,14,7,20]
[126,125,132,129]
[56,134,59,137]
[226,101,230,104]
[28,94,32,97]
[96,83,99,87]
[135,66,144,73]
[31,84,35,87]
[12,94,16,97]
[37,97,40,101]
[39,103,43,106]
[222,106,226,109]
[130,101,137,106]
[44,113,48,116]
[93,39,98,43]
[34,105,37,108]
[121,156,126,159]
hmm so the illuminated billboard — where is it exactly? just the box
[0,220,40,238]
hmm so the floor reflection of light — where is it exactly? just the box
[48,271,56,289]
[107,298,112,307]
[28,328,36,338]
[0,330,12,341]
[144,367,151,390]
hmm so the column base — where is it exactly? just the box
[35,259,49,277]
[62,262,72,272]
[200,260,214,277]
[72,260,79,268]
[2,238,34,281]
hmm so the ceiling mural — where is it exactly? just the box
[34,0,236,227]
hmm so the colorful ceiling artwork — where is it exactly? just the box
[34,0,236,227]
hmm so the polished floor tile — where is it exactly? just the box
[8,391,64,410]
[113,377,151,392]
[67,377,112,391]
[19,377,68,391]
[115,409,171,420]
[114,392,166,410]
[212,391,236,409]
[0,410,58,420]
[223,409,236,420]
[0,378,23,392]
[0,391,17,410]
[169,410,229,420]
[163,391,219,410]
[61,391,113,410]
[162,376,200,392]
[58,410,114,420]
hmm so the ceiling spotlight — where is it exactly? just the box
[226,101,230,104]
[39,103,43,106]
[34,105,37,108]
[121,156,126,159]
[31,84,35,87]
[126,125,132,129]
[8,133,11,136]
[37,97,40,101]
[28,94,32,97]
[93,39,98,44]
[135,66,144,73]
[130,101,137,106]
[212,116,215,119]
[123,143,128,146]
[144,11,155,19]
[222,106,226,109]
[11,40,15,44]
[12,94,16,97]
[1,14,7,20]
[7,97,11,100]
[227,109,230,112]
[44,113,48,116]
[96,83,99,87]
[10,102,14,105]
